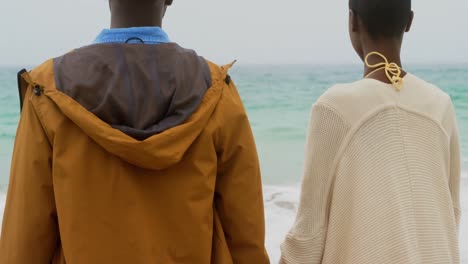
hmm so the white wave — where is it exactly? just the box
[263,185,300,261]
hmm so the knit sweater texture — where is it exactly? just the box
[280,74,461,264]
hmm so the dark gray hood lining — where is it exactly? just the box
[53,43,212,140]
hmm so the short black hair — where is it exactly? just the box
[349,0,412,38]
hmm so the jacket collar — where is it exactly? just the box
[93,27,170,44]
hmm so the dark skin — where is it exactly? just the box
[349,9,414,83]
[109,0,173,29]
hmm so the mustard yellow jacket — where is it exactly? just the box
[0,44,269,264]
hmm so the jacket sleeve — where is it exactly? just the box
[0,90,59,263]
[280,103,350,264]
[214,80,269,264]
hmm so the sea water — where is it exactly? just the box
[0,64,467,185]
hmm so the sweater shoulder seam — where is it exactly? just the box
[313,102,353,128]
[329,104,452,181]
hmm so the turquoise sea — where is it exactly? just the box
[0,65,467,188]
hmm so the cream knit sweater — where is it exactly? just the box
[280,74,461,264]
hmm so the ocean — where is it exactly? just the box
[0,65,467,261]
[0,64,467,185]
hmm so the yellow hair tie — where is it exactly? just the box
[364,51,403,91]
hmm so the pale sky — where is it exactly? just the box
[0,0,467,66]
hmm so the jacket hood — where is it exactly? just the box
[54,43,212,141]
[28,44,231,170]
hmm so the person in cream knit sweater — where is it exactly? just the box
[280,0,461,263]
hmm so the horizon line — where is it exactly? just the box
[1,61,468,69]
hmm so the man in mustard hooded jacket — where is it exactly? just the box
[0,0,270,263]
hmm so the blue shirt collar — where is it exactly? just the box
[93,27,170,44]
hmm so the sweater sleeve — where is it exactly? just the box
[447,102,461,230]
[0,89,59,263]
[280,103,351,264]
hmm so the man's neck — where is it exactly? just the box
[110,18,162,29]
[110,7,163,29]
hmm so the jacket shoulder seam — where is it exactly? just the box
[26,93,54,147]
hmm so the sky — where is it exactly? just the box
[0,0,467,66]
